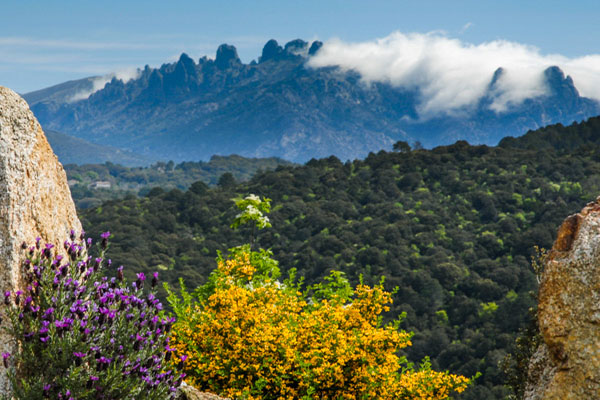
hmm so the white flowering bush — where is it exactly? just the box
[230,194,272,230]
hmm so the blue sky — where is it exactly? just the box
[2,0,600,93]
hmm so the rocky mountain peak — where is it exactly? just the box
[260,39,284,62]
[178,53,196,70]
[489,67,506,90]
[543,66,579,99]
[215,44,241,70]
[308,40,323,56]
[284,39,308,54]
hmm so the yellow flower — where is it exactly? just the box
[170,250,472,399]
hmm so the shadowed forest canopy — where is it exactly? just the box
[80,129,600,398]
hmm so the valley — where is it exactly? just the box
[77,117,600,399]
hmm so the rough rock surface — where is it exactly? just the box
[176,382,230,400]
[524,197,600,399]
[0,86,81,393]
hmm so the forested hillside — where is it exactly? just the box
[78,137,600,399]
[500,115,600,152]
[66,155,291,208]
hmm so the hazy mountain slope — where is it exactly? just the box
[24,77,98,105]
[45,130,155,166]
[25,40,600,162]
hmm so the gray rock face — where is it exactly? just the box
[175,382,230,400]
[525,197,600,399]
[0,86,81,394]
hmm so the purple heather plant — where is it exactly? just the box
[2,231,182,400]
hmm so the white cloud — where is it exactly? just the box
[307,31,600,117]
[69,68,141,101]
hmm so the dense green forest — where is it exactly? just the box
[500,116,600,152]
[79,120,600,399]
[65,154,291,208]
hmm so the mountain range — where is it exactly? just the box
[24,39,600,163]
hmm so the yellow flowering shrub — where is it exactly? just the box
[166,245,472,399]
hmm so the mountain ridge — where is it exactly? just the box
[24,39,600,163]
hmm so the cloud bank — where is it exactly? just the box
[307,31,600,117]
[69,68,141,101]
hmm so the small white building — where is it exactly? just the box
[89,181,112,189]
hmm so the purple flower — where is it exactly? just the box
[43,308,55,320]
[55,318,74,330]
[73,351,86,366]
[2,352,10,368]
[101,231,110,249]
